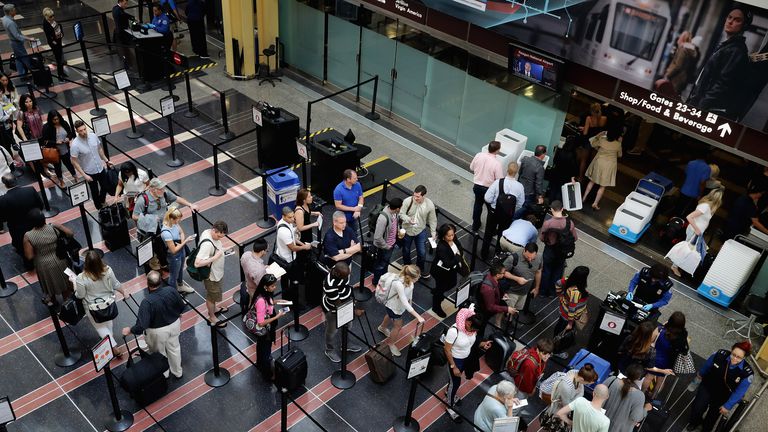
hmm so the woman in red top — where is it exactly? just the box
[553,266,590,357]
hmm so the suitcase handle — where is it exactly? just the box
[413,321,425,340]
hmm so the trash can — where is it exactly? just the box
[266,168,301,220]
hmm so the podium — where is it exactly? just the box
[257,109,301,169]
[587,293,656,368]
[309,130,359,202]
[124,28,165,82]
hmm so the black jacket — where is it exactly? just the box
[42,19,62,47]
[39,121,73,148]
[0,186,44,250]
[432,240,463,289]
[687,35,749,119]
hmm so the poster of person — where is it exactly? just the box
[416,0,768,130]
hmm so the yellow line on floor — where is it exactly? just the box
[363,171,415,198]
[363,155,389,168]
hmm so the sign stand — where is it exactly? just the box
[160,95,183,167]
[0,396,16,432]
[69,181,104,258]
[331,300,356,390]
[114,70,143,139]
[394,354,431,432]
[92,115,112,159]
[48,301,81,367]
[0,265,18,298]
[19,141,59,218]
[93,337,133,432]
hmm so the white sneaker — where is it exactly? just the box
[177,284,195,294]
[378,326,391,337]
[389,344,401,357]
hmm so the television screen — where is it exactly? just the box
[508,43,564,91]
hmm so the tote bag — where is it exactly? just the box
[665,236,702,275]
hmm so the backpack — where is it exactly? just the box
[367,204,387,238]
[554,219,576,258]
[375,273,398,304]
[186,238,214,281]
[507,348,540,377]
[491,251,517,269]
[495,179,517,219]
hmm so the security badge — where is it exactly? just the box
[736,377,741,383]
[657,289,663,295]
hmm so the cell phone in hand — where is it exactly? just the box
[187,233,197,240]
[282,307,291,314]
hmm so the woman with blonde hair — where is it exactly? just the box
[160,207,196,293]
[670,188,723,277]
[75,250,126,357]
[378,264,425,356]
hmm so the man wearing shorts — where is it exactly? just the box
[194,220,229,327]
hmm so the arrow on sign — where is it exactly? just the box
[717,123,732,138]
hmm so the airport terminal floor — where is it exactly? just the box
[0,1,766,432]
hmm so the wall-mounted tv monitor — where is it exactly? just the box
[508,43,564,91]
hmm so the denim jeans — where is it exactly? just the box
[11,40,29,76]
[514,194,536,220]
[541,246,566,297]
[166,250,185,287]
[472,184,489,230]
[402,229,428,273]
[372,246,394,286]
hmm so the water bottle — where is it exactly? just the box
[687,376,701,392]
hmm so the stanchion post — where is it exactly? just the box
[183,72,198,118]
[192,210,200,238]
[165,115,183,167]
[103,364,134,431]
[79,203,104,257]
[100,13,113,53]
[286,281,309,341]
[123,89,143,139]
[364,75,381,121]
[77,36,105,116]
[331,324,356,389]
[470,231,480,271]
[204,325,231,387]
[233,243,247,307]
[354,219,372,302]
[218,92,235,140]
[208,146,226,196]
[280,388,288,432]
[393,378,420,432]
[100,136,110,160]
[66,107,76,132]
[36,170,59,218]
[381,180,389,205]
[257,172,276,229]
[0,265,19,298]
[48,302,81,367]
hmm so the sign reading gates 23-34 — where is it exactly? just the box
[616,81,742,148]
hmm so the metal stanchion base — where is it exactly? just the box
[42,90,57,98]
[517,310,536,325]
[54,349,81,367]
[353,287,373,302]
[0,282,19,298]
[232,291,241,305]
[166,158,184,167]
[204,368,231,387]
[135,82,152,92]
[184,109,199,118]
[364,112,381,121]
[218,131,236,141]
[90,108,107,116]
[43,207,60,218]
[86,248,105,259]
[104,410,134,432]
[286,324,309,342]
[125,130,143,139]
[257,218,276,229]
[208,186,226,196]
[393,417,420,432]
[331,370,356,390]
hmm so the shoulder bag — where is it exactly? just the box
[89,295,118,323]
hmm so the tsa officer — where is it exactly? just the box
[626,263,673,316]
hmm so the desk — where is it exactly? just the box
[309,129,360,202]
[124,29,165,82]
[587,294,656,369]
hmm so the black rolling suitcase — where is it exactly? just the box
[406,323,438,371]
[274,330,308,391]
[28,41,54,89]
[484,331,516,373]
[638,375,678,431]
[119,335,169,406]
[99,203,131,251]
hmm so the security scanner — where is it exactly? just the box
[483,129,527,169]
[609,175,666,243]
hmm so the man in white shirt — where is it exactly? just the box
[70,120,112,209]
[470,140,504,231]
[276,207,311,304]
[194,220,229,327]
[557,384,611,432]
[482,162,525,259]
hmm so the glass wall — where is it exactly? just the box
[280,0,569,157]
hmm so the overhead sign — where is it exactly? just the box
[360,0,427,24]
[615,82,742,147]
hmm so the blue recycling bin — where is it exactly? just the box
[266,168,301,220]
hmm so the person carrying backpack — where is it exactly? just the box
[508,338,554,397]
[376,265,425,357]
[540,200,577,298]
[371,197,402,285]
[481,162,525,260]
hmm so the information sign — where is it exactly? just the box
[92,336,114,373]
[336,299,354,328]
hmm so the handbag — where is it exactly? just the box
[553,328,576,353]
[89,296,118,323]
[575,308,590,331]
[53,226,82,263]
[458,254,470,277]
[665,236,702,275]
[674,351,696,375]
[41,146,60,164]
[59,297,85,325]
[243,297,270,337]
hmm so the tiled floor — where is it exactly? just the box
[1,1,766,431]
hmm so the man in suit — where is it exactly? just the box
[0,174,43,268]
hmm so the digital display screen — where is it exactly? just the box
[508,43,564,91]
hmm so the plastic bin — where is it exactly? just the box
[568,349,612,390]
[266,168,300,220]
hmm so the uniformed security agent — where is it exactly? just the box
[626,263,673,314]
[686,341,754,432]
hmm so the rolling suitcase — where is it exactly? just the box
[99,203,130,251]
[638,375,678,431]
[119,335,169,406]
[406,322,439,372]
[362,311,395,383]
[274,330,308,391]
[484,331,516,373]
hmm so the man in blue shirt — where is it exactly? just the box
[2,4,37,77]
[333,169,364,223]
[149,3,173,51]
[323,211,361,266]
[500,216,539,255]
[676,157,711,217]
[686,341,753,432]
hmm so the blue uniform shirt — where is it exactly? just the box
[333,181,363,222]
[627,272,673,310]
[681,159,711,198]
[151,13,172,36]
[699,352,753,410]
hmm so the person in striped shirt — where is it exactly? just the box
[553,266,591,359]
[322,262,362,363]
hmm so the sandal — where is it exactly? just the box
[216,307,229,315]
[214,321,228,328]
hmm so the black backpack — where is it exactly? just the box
[367,204,387,238]
[495,179,517,219]
[491,251,517,269]
[554,219,576,258]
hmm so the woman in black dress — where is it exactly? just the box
[431,223,464,318]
